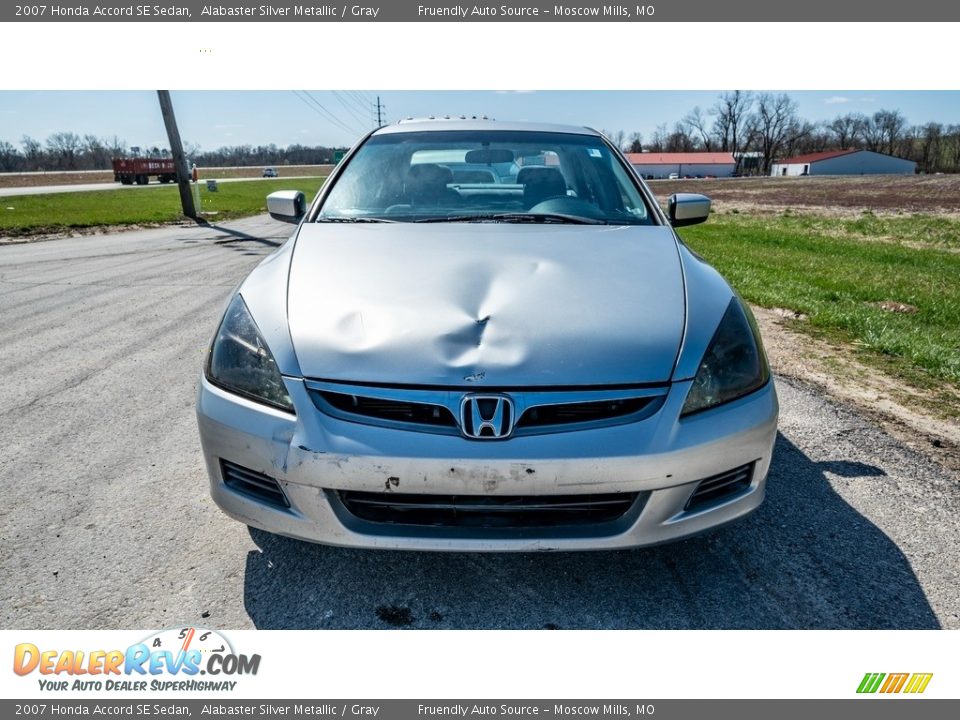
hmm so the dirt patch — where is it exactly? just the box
[754,306,960,473]
[0,221,197,245]
[651,175,960,218]
[0,170,114,189]
[872,300,919,314]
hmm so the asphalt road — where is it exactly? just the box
[1,217,957,630]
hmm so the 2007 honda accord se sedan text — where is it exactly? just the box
[196,119,778,551]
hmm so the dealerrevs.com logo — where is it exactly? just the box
[857,673,933,694]
[13,627,260,692]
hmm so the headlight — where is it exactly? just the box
[206,294,294,413]
[681,297,769,417]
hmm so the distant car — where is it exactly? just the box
[262,167,279,178]
[197,119,778,552]
[668,172,680,180]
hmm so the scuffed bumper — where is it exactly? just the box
[196,376,778,551]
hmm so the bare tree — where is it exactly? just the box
[46,132,83,169]
[21,135,43,168]
[683,106,714,151]
[0,140,19,171]
[751,93,808,174]
[786,121,828,156]
[873,109,908,156]
[918,122,943,172]
[626,132,643,154]
[647,124,668,153]
[665,122,696,153]
[712,90,753,156]
[860,115,884,152]
[827,113,866,149]
[946,124,960,171]
[83,134,111,169]
[104,135,127,159]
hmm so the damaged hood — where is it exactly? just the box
[286,223,686,386]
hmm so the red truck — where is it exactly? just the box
[111,158,179,185]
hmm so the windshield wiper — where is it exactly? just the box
[416,212,607,225]
[317,216,397,223]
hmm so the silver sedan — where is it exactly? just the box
[196,119,778,551]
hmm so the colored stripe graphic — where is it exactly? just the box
[857,672,932,694]
[857,673,885,693]
[904,673,933,694]
[880,673,909,693]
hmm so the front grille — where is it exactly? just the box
[517,397,652,428]
[308,382,666,437]
[315,391,457,428]
[338,491,639,529]
[220,460,289,508]
[685,463,754,512]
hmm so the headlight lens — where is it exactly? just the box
[206,294,294,413]
[681,297,769,416]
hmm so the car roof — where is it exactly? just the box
[373,118,602,137]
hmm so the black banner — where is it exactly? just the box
[4,0,960,22]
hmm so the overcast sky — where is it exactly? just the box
[2,90,958,151]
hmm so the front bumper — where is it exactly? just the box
[196,376,778,551]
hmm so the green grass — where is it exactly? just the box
[680,212,960,388]
[0,177,327,236]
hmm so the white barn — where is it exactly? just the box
[626,152,737,179]
[771,149,916,176]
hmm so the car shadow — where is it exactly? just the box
[241,432,939,629]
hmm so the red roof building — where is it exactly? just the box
[770,149,916,176]
[625,152,736,165]
[773,149,858,165]
[626,152,737,178]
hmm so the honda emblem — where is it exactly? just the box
[459,394,515,439]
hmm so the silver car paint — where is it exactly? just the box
[286,223,686,386]
[671,243,741,381]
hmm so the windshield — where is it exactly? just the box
[316,129,656,225]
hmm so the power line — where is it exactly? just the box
[291,90,346,131]
[302,90,362,134]
[292,90,362,136]
[332,91,369,128]
[341,90,374,116]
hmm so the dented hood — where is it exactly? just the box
[287,223,686,386]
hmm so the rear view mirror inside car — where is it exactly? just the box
[465,148,515,164]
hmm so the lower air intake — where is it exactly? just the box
[337,491,639,529]
[685,463,754,512]
[220,459,289,508]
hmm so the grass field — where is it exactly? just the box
[0,177,327,237]
[680,211,960,391]
[0,165,333,189]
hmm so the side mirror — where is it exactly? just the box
[266,190,306,224]
[668,193,711,227]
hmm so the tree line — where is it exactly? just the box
[604,91,960,174]
[0,135,345,173]
[2,92,959,174]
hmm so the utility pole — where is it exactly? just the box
[157,90,197,219]
[375,96,385,127]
